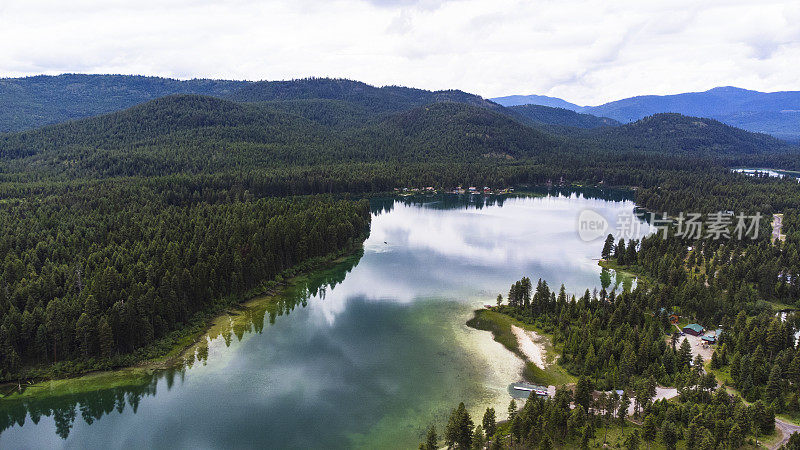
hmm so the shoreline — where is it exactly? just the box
[466,308,575,387]
[0,245,365,402]
[510,325,548,369]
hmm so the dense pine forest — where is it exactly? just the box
[0,180,369,380]
[426,378,777,449]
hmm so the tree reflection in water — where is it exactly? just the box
[0,248,363,440]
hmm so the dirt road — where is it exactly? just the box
[771,418,800,449]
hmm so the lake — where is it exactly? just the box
[733,167,800,181]
[0,190,649,449]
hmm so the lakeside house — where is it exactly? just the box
[701,328,723,345]
[682,323,705,336]
[657,307,681,324]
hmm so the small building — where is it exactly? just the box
[510,382,549,398]
[701,335,716,344]
[683,323,705,336]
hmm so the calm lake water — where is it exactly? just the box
[0,190,649,449]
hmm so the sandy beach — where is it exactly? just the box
[511,325,549,368]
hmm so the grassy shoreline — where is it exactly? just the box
[0,243,365,402]
[466,308,575,386]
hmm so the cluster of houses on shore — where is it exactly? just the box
[661,308,722,345]
[394,186,514,196]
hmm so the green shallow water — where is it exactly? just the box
[0,191,648,449]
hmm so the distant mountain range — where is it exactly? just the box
[492,86,800,142]
[1,77,789,180]
[3,75,798,143]
[0,74,794,178]
[0,74,624,134]
[0,75,513,133]
[488,94,582,111]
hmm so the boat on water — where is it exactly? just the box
[509,382,549,398]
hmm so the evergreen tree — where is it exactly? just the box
[686,420,699,448]
[782,432,800,449]
[615,239,626,265]
[507,399,517,421]
[445,403,474,449]
[539,435,552,450]
[693,354,704,372]
[624,429,640,450]
[642,414,656,450]
[482,407,496,438]
[423,425,438,450]
[728,423,744,449]
[678,338,692,369]
[662,421,677,450]
[574,376,593,411]
[765,364,783,406]
[98,316,114,358]
[471,425,484,450]
[602,234,615,260]
[618,391,630,425]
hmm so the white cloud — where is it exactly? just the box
[1,0,799,104]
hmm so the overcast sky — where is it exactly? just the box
[2,0,799,105]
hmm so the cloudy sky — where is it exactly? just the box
[2,0,799,105]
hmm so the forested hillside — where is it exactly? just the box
[1,86,796,184]
[0,95,561,179]
[370,102,562,160]
[509,104,618,129]
[226,77,505,115]
[591,113,790,156]
[0,74,248,132]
